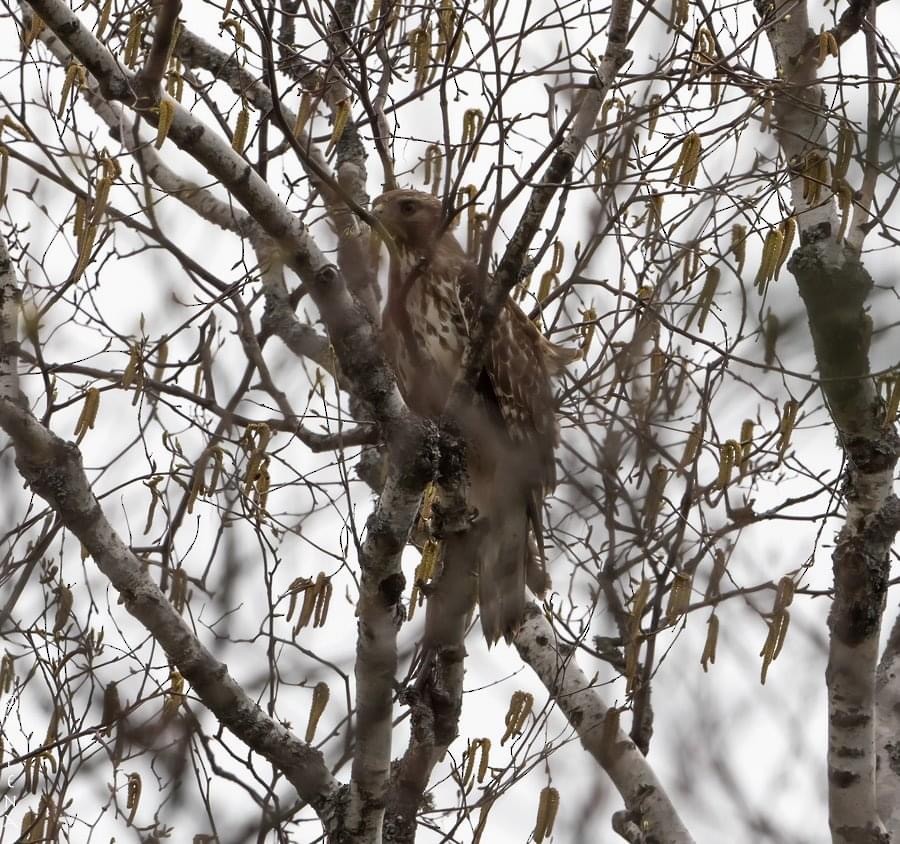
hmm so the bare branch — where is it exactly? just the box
[515,605,695,844]
[0,233,340,823]
[136,0,182,96]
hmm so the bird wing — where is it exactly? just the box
[454,263,574,641]
[486,301,563,493]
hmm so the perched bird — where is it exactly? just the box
[372,189,576,644]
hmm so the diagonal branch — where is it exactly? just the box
[515,605,694,843]
[21,0,404,437]
[0,233,341,822]
[449,0,634,406]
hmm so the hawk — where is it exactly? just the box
[372,189,576,644]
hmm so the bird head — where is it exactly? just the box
[371,189,445,251]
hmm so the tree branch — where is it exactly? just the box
[449,0,633,406]
[761,3,900,837]
[0,233,341,826]
[19,4,441,838]
[135,0,181,97]
[515,605,695,843]
[877,599,900,837]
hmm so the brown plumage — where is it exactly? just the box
[373,189,577,644]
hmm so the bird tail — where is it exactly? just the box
[477,491,529,646]
[469,468,552,646]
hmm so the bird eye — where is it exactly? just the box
[400,200,417,215]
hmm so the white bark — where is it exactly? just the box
[763,0,840,238]
[789,240,893,844]
[828,636,885,840]
[876,620,900,837]
[348,468,428,842]
[761,5,897,841]
[515,605,694,844]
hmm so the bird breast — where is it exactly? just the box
[390,250,470,413]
